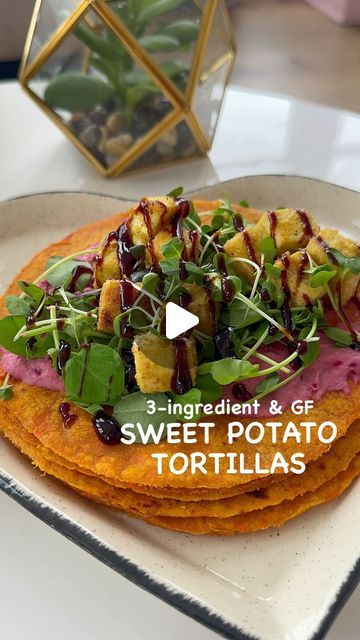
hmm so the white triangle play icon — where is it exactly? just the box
[165,302,199,339]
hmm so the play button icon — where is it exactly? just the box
[165,302,199,339]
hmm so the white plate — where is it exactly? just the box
[0,176,359,640]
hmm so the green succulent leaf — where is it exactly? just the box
[160,20,199,45]
[44,73,115,112]
[139,34,180,53]
[139,0,187,22]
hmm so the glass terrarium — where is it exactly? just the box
[19,0,235,176]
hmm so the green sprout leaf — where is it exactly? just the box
[18,281,45,305]
[324,327,353,346]
[309,265,337,288]
[161,236,184,259]
[330,248,360,274]
[0,316,53,358]
[5,296,31,316]
[45,256,90,288]
[160,20,199,45]
[259,237,277,263]
[265,263,281,278]
[0,386,13,401]
[255,371,280,395]
[196,374,222,403]
[113,392,169,443]
[167,186,183,198]
[210,358,259,384]
[64,344,124,405]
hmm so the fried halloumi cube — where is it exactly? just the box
[183,282,219,335]
[255,208,320,254]
[132,333,197,393]
[149,227,200,266]
[94,236,120,287]
[272,251,326,307]
[97,279,141,333]
[97,279,121,333]
[223,226,262,282]
[307,229,360,305]
[94,196,186,286]
[130,196,179,246]
[224,208,320,283]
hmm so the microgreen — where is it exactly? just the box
[308,264,337,288]
[324,327,353,347]
[329,248,360,274]
[259,237,277,264]
[167,186,183,198]
[0,374,13,401]
[113,392,169,443]
[45,256,92,288]
[64,344,124,405]
[255,371,280,395]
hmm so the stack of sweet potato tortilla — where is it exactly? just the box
[0,201,360,535]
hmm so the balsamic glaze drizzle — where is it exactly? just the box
[92,410,122,445]
[171,338,193,395]
[59,402,76,429]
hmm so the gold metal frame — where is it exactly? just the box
[19,0,235,177]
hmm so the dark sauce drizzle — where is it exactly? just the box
[294,249,309,295]
[315,235,338,265]
[119,279,134,337]
[92,410,122,445]
[78,344,90,398]
[56,339,72,375]
[217,253,235,303]
[67,264,93,293]
[296,209,315,243]
[267,210,277,241]
[233,213,258,264]
[59,402,76,428]
[280,253,293,335]
[232,383,252,402]
[171,338,193,395]
[204,276,217,334]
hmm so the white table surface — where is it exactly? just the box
[0,79,359,640]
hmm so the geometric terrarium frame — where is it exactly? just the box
[19,0,235,176]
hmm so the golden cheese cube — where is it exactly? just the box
[94,237,120,287]
[132,333,197,393]
[97,280,121,333]
[129,196,179,246]
[183,282,219,335]
[255,208,320,254]
[273,251,326,307]
[223,226,262,282]
[307,228,360,305]
[148,227,200,266]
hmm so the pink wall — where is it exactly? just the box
[305,0,360,24]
